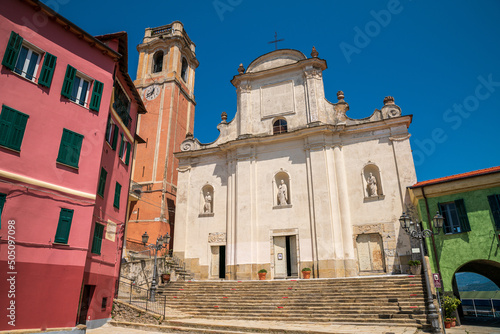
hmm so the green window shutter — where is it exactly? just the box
[91,223,105,255]
[105,115,112,141]
[38,52,57,88]
[57,129,83,168]
[118,133,124,158]
[89,80,103,112]
[61,65,76,98]
[113,182,121,209]
[54,208,74,244]
[488,195,500,230]
[111,125,119,150]
[0,193,6,229]
[0,105,29,151]
[455,199,471,232]
[97,167,107,197]
[2,31,23,70]
[125,142,131,166]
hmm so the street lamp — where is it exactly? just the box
[399,211,443,334]
[142,231,171,302]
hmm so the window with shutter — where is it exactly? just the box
[111,125,119,150]
[2,31,23,70]
[97,168,107,198]
[57,129,84,168]
[91,223,105,255]
[54,208,74,244]
[61,65,76,98]
[0,105,29,151]
[2,32,55,86]
[38,53,57,87]
[488,194,500,230]
[118,133,125,159]
[89,80,103,112]
[455,199,471,232]
[125,142,131,166]
[439,199,470,234]
[113,182,121,209]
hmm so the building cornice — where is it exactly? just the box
[175,115,412,160]
[22,0,121,61]
[0,169,96,200]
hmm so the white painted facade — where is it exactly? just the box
[174,49,416,280]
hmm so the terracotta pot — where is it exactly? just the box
[161,274,170,282]
[258,272,267,280]
[302,271,311,279]
[451,319,456,327]
[410,264,422,275]
[444,321,451,329]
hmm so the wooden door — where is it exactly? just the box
[273,236,287,278]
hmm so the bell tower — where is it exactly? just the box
[128,22,198,254]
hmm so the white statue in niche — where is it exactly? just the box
[204,192,212,213]
[367,172,378,197]
[277,180,288,205]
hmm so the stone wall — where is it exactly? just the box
[112,300,163,325]
[120,258,169,288]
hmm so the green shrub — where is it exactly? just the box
[443,296,461,318]
[408,260,421,266]
[258,269,267,274]
[302,268,311,272]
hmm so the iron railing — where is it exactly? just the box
[117,281,166,317]
[462,299,500,318]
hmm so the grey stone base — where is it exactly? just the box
[86,317,111,329]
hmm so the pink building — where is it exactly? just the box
[0,1,144,332]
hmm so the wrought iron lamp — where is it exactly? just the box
[399,211,443,333]
[142,231,171,302]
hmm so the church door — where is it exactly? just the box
[211,246,225,279]
[273,236,298,278]
[356,233,385,273]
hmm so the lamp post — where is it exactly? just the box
[399,211,444,334]
[142,231,171,302]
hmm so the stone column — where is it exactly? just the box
[326,145,345,277]
[333,145,356,277]
[236,81,252,136]
[226,153,237,280]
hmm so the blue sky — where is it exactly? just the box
[45,0,500,181]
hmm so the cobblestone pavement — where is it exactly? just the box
[87,321,421,334]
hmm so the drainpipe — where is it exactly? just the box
[421,186,442,275]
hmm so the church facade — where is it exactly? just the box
[174,48,416,280]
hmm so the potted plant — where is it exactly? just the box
[301,268,311,279]
[443,296,461,328]
[408,260,422,275]
[258,269,267,280]
[161,271,171,283]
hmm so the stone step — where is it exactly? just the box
[175,314,426,326]
[155,275,429,328]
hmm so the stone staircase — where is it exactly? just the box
[157,275,429,328]
[166,255,194,281]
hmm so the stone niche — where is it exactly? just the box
[362,163,384,201]
[273,170,292,208]
[199,184,214,217]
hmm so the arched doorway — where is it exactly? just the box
[452,260,500,325]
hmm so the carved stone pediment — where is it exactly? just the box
[208,232,226,244]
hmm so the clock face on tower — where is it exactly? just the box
[144,84,160,101]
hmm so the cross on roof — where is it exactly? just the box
[268,32,284,50]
